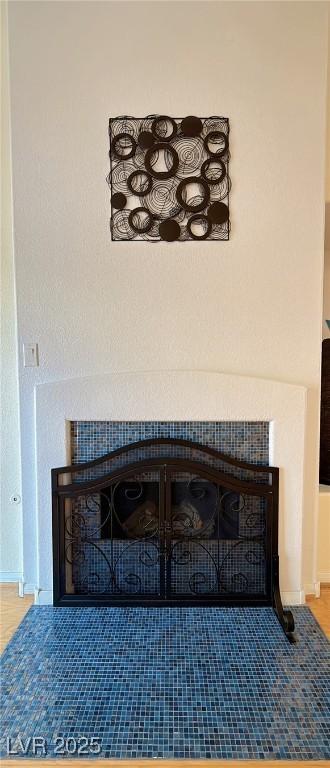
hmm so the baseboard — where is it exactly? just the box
[304,581,321,598]
[34,589,53,605]
[35,590,306,607]
[318,570,330,584]
[0,576,54,601]
[2,579,318,608]
[0,571,23,583]
[282,589,305,606]
[17,579,37,596]
[2,579,308,608]
[22,583,37,595]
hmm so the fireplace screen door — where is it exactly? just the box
[166,469,268,599]
[55,464,269,601]
[62,469,164,598]
[52,438,295,640]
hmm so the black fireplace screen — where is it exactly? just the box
[52,438,295,641]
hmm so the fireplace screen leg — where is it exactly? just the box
[272,555,296,643]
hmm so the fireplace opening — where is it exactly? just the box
[52,437,295,642]
[100,480,239,540]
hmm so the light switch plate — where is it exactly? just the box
[23,342,39,367]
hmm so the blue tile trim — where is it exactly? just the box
[71,421,269,465]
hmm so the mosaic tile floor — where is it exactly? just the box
[1,606,329,760]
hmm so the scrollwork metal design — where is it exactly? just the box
[65,482,161,596]
[168,478,266,596]
[64,476,267,598]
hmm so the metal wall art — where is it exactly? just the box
[107,116,230,242]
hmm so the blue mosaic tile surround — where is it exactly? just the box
[68,422,269,595]
[71,421,269,465]
[1,606,329,760]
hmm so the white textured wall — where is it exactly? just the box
[7,1,328,592]
[0,2,23,580]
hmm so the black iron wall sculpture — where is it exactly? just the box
[107,116,230,242]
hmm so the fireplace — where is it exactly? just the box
[34,370,306,608]
[52,437,295,642]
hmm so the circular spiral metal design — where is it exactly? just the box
[112,132,137,161]
[171,137,205,178]
[128,207,154,235]
[132,146,146,169]
[110,117,139,139]
[187,214,212,241]
[139,219,161,241]
[111,161,136,193]
[211,221,230,240]
[144,179,181,219]
[203,117,229,136]
[204,130,229,159]
[176,176,210,213]
[145,142,179,180]
[152,115,177,142]
[127,170,153,196]
[111,209,136,240]
[209,175,231,202]
[201,158,226,185]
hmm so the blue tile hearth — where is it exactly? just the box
[1,606,329,760]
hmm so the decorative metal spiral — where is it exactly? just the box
[132,146,146,169]
[171,137,205,178]
[110,161,136,193]
[209,175,231,202]
[111,210,135,240]
[144,180,181,219]
[110,116,139,139]
[202,117,229,137]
